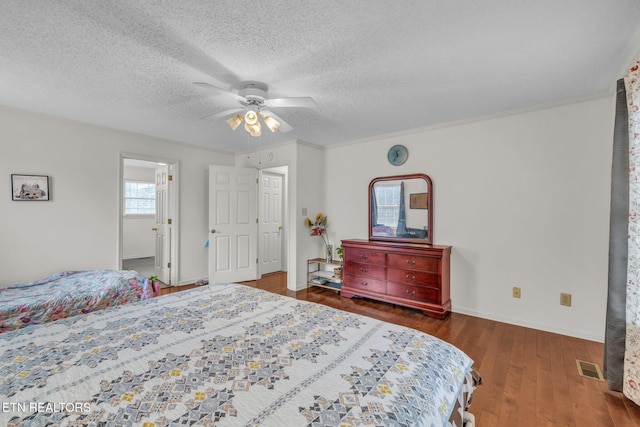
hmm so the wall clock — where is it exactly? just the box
[387,144,408,166]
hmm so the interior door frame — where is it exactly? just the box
[258,167,288,277]
[255,162,291,289]
[118,152,180,285]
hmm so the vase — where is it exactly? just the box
[326,244,333,263]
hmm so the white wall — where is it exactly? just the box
[122,217,155,259]
[325,96,614,342]
[295,143,327,288]
[0,106,233,286]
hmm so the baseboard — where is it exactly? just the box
[453,306,604,343]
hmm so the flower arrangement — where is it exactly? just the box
[305,212,329,247]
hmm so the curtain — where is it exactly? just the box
[624,62,640,405]
[604,79,629,392]
[396,181,407,235]
[371,186,378,226]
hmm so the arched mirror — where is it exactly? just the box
[369,173,433,244]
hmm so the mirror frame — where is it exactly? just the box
[368,173,433,244]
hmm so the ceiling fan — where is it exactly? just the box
[193,81,316,137]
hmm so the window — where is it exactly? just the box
[374,184,401,227]
[124,180,155,215]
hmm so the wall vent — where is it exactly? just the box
[576,359,604,381]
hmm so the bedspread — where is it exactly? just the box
[0,269,152,333]
[0,283,479,426]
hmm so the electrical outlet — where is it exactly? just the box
[560,293,572,307]
[512,287,521,298]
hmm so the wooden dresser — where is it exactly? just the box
[341,239,451,319]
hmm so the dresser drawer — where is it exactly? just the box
[344,262,386,279]
[387,268,439,287]
[387,282,439,303]
[345,249,386,265]
[387,253,439,272]
[343,275,386,293]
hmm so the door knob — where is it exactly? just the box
[151,227,158,231]
[211,229,216,233]
[278,226,283,230]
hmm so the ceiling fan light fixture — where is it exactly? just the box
[196,80,316,136]
[261,114,280,132]
[244,110,259,125]
[226,114,243,130]
[245,121,262,137]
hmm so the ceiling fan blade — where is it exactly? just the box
[201,107,244,120]
[264,96,316,108]
[261,110,293,133]
[193,82,247,103]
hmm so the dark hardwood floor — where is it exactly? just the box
[163,273,640,427]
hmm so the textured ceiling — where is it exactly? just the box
[1,1,640,153]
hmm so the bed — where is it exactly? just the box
[0,269,154,334]
[0,283,480,426]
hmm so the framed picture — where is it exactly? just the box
[410,192,428,209]
[11,174,50,201]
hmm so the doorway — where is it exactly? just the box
[119,155,179,285]
[258,167,287,276]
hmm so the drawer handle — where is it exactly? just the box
[360,254,369,259]
[405,274,416,281]
[406,260,416,265]
[405,289,416,296]
[360,281,368,286]
[359,267,368,273]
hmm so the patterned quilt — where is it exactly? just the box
[0,270,153,334]
[0,283,479,426]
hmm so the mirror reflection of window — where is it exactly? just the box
[372,183,401,237]
[374,183,400,227]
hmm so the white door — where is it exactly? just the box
[153,165,171,284]
[259,171,284,275]
[209,165,258,283]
